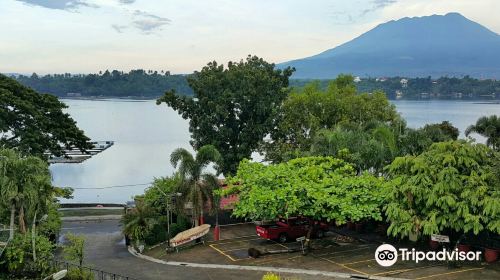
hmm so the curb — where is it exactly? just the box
[127,246,404,280]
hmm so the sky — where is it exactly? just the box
[1,0,499,75]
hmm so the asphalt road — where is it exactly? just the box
[60,220,339,280]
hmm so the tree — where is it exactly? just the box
[0,149,53,238]
[63,233,85,267]
[0,74,92,158]
[121,201,155,244]
[396,121,460,156]
[1,233,54,278]
[143,175,182,216]
[466,115,500,151]
[226,156,387,248]
[157,55,294,175]
[170,145,222,226]
[262,77,402,163]
[424,121,459,141]
[384,141,500,242]
[309,124,398,173]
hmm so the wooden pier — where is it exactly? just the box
[48,141,114,164]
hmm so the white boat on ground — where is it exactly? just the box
[169,224,211,248]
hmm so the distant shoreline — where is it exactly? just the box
[58,96,500,103]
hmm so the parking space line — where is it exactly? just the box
[209,244,237,262]
[319,257,369,276]
[341,258,375,265]
[222,247,249,252]
[271,240,290,250]
[414,267,484,279]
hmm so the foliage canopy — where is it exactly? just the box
[0,74,91,158]
[385,141,500,239]
[226,156,387,224]
[158,55,294,175]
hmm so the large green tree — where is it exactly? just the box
[0,74,91,158]
[157,56,294,175]
[466,115,500,151]
[397,121,460,156]
[262,77,402,163]
[384,141,500,241]
[170,145,222,226]
[309,124,398,173]
[225,156,387,247]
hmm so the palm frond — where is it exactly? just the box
[196,145,222,172]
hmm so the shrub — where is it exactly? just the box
[262,273,281,280]
[0,233,54,278]
[65,267,94,280]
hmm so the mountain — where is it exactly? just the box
[280,13,500,79]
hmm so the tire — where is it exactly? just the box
[316,230,325,239]
[278,233,288,243]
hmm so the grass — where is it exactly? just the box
[59,208,124,217]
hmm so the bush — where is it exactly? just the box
[262,273,280,280]
[143,215,191,245]
[65,267,94,280]
[0,233,54,278]
[144,223,168,246]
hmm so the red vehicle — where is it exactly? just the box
[256,217,329,243]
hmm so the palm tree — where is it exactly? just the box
[466,115,500,151]
[0,149,52,238]
[121,200,155,245]
[170,145,221,226]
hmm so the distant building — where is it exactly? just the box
[354,76,361,83]
[400,78,408,88]
[66,92,81,97]
[376,77,387,82]
[395,90,403,99]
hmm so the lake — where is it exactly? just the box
[51,99,500,203]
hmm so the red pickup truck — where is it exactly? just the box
[256,217,329,243]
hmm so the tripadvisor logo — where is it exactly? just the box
[374,244,482,267]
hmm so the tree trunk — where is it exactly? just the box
[18,206,26,234]
[303,224,314,255]
[32,210,37,262]
[9,204,15,240]
[198,191,204,225]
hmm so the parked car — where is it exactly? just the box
[256,217,329,243]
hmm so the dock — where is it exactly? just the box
[48,141,114,164]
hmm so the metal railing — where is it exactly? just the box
[53,260,139,280]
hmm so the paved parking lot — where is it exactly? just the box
[147,224,500,279]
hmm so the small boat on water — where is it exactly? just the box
[169,224,211,248]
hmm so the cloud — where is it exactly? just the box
[16,0,98,11]
[132,10,171,33]
[330,0,398,24]
[111,24,127,33]
[118,0,135,4]
[361,0,397,16]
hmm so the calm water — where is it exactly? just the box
[51,99,500,203]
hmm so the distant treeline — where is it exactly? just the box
[290,76,500,99]
[13,71,500,99]
[14,69,193,98]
